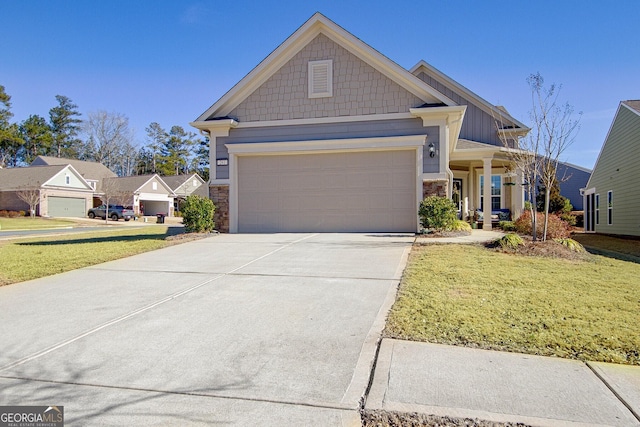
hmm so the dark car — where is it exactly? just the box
[88,205,135,221]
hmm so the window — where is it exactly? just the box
[480,175,502,211]
[595,194,600,225]
[607,191,613,225]
[308,60,333,98]
[152,182,157,190]
[65,174,70,185]
[193,180,198,187]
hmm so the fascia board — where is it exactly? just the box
[42,165,93,191]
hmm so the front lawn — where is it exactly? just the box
[573,232,640,260]
[385,244,639,365]
[0,227,188,286]
[0,217,76,230]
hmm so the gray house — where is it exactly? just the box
[191,13,529,233]
[0,165,94,217]
[162,173,208,213]
[584,100,640,236]
[105,175,175,217]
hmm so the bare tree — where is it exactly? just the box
[99,178,131,223]
[16,185,40,218]
[497,73,580,241]
[84,111,136,174]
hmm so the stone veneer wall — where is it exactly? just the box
[210,185,229,233]
[422,180,448,199]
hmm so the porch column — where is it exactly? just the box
[482,157,493,230]
[513,168,524,219]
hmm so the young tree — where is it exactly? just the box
[16,185,40,218]
[49,95,82,158]
[528,73,580,240]
[99,177,131,223]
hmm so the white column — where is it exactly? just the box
[513,168,524,219]
[483,157,493,230]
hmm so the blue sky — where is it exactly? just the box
[2,1,639,169]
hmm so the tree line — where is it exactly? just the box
[0,85,209,179]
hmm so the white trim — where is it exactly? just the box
[209,179,230,185]
[595,193,600,226]
[422,173,448,180]
[233,112,415,128]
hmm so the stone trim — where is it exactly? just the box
[209,185,229,233]
[422,180,448,199]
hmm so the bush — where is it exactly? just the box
[560,212,577,226]
[448,220,471,232]
[180,195,216,233]
[496,233,524,250]
[418,196,457,231]
[498,220,516,231]
[554,238,586,253]
[514,210,571,239]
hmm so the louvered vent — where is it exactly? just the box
[308,60,333,98]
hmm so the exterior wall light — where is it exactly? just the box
[428,142,436,158]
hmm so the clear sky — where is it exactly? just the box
[2,1,639,169]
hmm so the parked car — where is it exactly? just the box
[88,205,135,221]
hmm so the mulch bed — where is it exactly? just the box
[361,410,531,427]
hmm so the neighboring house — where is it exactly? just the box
[0,165,94,217]
[161,173,208,212]
[191,13,529,233]
[105,174,175,217]
[556,161,591,211]
[31,156,117,202]
[584,100,640,236]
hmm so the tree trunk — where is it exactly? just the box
[543,187,551,241]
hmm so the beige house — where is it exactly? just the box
[0,165,94,217]
[192,13,529,233]
[106,175,175,217]
[584,100,640,236]
[162,173,208,213]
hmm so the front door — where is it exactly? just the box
[585,192,595,232]
[452,179,462,219]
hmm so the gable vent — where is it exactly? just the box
[308,60,333,98]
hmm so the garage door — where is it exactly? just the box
[48,196,86,217]
[238,150,417,232]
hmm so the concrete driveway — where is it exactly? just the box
[0,233,413,426]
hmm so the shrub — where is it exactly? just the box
[496,233,524,250]
[498,220,516,231]
[180,195,216,233]
[554,238,586,253]
[448,220,471,232]
[560,212,577,226]
[514,210,571,239]
[418,196,457,231]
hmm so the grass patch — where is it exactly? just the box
[573,233,640,261]
[385,244,640,365]
[0,227,189,286]
[0,217,76,230]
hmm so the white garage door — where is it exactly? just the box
[48,196,86,217]
[237,150,417,233]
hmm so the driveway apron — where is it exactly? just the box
[0,233,414,426]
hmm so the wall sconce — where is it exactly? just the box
[428,142,436,158]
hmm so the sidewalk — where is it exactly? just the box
[366,339,640,426]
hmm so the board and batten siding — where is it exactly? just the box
[588,104,640,236]
[216,119,439,179]
[415,71,503,146]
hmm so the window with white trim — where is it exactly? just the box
[479,175,502,211]
[65,174,70,185]
[152,181,157,190]
[607,191,613,225]
[595,194,600,225]
[308,60,333,98]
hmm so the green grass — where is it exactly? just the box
[0,217,76,230]
[0,227,184,285]
[385,244,640,365]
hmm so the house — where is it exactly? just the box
[31,155,117,206]
[161,173,208,212]
[556,161,591,211]
[191,13,529,233]
[0,165,94,217]
[105,175,175,217]
[583,100,640,236]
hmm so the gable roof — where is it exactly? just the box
[194,13,455,123]
[622,100,640,115]
[410,60,529,132]
[161,173,205,192]
[105,174,174,194]
[0,165,92,191]
[32,156,116,190]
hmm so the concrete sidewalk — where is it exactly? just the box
[366,339,640,426]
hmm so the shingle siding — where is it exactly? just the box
[227,34,425,122]
[588,105,640,236]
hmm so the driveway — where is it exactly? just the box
[0,233,414,426]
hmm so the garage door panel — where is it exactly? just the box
[238,150,417,233]
[48,196,87,218]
